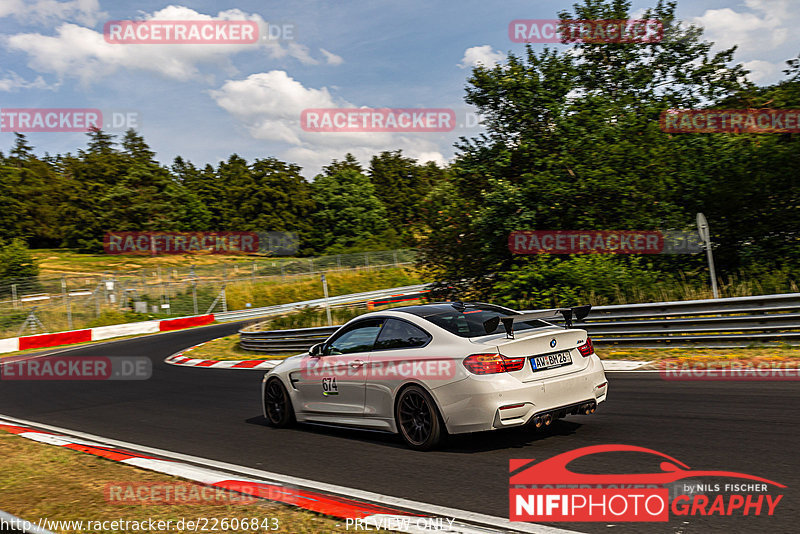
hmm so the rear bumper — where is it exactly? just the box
[431,354,607,434]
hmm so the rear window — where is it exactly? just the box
[403,304,552,338]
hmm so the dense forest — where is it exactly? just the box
[1,0,797,306]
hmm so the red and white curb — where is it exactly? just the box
[0,415,578,534]
[164,342,282,370]
[165,347,650,373]
[0,314,216,354]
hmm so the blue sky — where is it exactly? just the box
[1,0,797,178]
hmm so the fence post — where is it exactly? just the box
[322,274,332,326]
[95,279,101,317]
[11,284,18,309]
[365,252,369,271]
[192,279,198,316]
[163,273,171,316]
[221,285,228,313]
[62,277,72,330]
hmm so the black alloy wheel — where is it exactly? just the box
[395,385,444,450]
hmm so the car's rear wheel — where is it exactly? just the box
[264,378,295,427]
[395,385,444,451]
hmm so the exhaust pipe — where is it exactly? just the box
[583,403,591,415]
[532,415,543,428]
[543,413,553,426]
[589,403,596,414]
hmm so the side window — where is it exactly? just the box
[374,319,431,350]
[325,320,383,355]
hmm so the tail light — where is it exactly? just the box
[577,338,594,357]
[463,353,526,374]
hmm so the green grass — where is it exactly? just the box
[31,248,276,276]
[0,431,362,533]
[182,335,287,361]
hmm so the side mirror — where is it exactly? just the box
[309,343,324,357]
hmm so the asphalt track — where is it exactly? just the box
[0,324,797,534]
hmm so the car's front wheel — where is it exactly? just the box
[264,378,295,427]
[395,385,445,451]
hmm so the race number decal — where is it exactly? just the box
[322,377,338,396]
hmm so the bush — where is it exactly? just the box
[0,238,39,279]
[492,255,670,308]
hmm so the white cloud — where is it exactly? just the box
[0,0,103,26]
[0,71,55,91]
[742,59,782,83]
[458,45,505,69]
[320,48,344,66]
[3,6,338,83]
[210,71,447,176]
[692,0,791,53]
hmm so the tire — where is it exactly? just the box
[395,385,445,451]
[264,378,295,428]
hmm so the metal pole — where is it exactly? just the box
[95,279,101,317]
[163,276,171,315]
[221,285,228,313]
[705,243,719,298]
[11,284,18,309]
[62,277,72,330]
[696,213,719,298]
[192,280,198,316]
[322,274,332,326]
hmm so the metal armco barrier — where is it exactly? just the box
[239,292,800,353]
[215,284,428,323]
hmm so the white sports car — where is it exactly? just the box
[262,302,608,450]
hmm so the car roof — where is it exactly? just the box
[388,301,518,317]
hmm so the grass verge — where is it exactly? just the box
[0,431,360,533]
[184,336,288,361]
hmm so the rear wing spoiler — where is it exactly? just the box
[486,305,592,339]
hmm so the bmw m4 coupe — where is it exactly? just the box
[262,302,608,450]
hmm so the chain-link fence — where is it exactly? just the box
[0,249,417,338]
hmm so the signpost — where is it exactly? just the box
[696,213,719,298]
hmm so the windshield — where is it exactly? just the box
[400,304,553,338]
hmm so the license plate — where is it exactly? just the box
[530,350,572,371]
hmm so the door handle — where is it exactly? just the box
[350,359,365,369]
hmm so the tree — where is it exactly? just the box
[310,164,391,253]
[419,0,759,303]
[368,151,446,244]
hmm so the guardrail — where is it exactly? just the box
[239,292,800,352]
[216,284,428,324]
